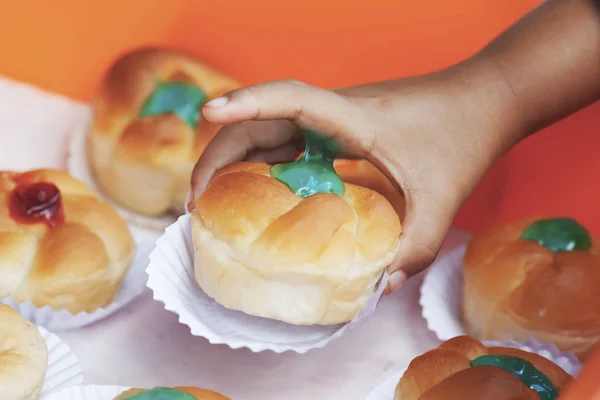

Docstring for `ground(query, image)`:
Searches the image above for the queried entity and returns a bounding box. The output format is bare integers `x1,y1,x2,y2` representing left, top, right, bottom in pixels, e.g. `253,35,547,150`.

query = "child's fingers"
385,194,455,292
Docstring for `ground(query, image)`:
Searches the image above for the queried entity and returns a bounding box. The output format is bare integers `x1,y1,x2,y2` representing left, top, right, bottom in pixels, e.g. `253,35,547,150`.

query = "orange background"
0,0,598,233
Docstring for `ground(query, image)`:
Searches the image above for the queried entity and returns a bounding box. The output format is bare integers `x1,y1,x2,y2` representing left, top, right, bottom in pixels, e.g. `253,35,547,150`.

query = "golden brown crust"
334,159,405,219
417,367,538,400
0,304,48,400
88,47,240,217
0,169,134,313
116,387,229,399
394,336,572,400
463,218,600,358
191,162,401,325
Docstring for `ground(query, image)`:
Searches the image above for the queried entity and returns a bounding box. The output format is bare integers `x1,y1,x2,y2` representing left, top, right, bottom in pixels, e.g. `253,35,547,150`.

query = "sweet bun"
334,159,405,218
115,387,229,400
191,162,401,325
394,336,571,400
0,169,134,313
88,47,239,217
463,217,600,358
0,304,48,400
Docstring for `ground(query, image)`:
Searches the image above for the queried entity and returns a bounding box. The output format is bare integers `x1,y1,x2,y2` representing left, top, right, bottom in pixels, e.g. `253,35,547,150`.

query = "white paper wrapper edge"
419,246,467,341
146,213,389,354
38,326,84,394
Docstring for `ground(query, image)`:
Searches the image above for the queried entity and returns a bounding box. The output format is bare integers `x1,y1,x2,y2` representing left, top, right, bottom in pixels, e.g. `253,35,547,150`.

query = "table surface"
0,77,470,400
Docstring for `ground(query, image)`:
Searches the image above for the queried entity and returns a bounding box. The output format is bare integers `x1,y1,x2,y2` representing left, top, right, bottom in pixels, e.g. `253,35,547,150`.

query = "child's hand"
189,0,600,292
189,65,520,292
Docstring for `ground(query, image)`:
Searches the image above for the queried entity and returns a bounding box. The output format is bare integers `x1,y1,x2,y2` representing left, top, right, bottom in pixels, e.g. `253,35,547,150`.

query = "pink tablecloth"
0,77,469,400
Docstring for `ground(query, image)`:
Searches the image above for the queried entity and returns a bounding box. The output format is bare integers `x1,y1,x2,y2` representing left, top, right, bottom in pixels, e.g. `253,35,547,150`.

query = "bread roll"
334,159,405,218
191,162,401,325
463,217,600,358
115,387,229,400
0,169,134,313
0,304,48,400
394,336,571,400
88,47,239,217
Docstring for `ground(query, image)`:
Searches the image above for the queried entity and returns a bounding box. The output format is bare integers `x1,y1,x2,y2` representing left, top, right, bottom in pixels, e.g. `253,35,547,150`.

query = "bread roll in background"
88,48,239,217
0,169,134,313
394,336,571,400
463,217,600,359
115,387,230,399
191,162,401,325
0,304,48,400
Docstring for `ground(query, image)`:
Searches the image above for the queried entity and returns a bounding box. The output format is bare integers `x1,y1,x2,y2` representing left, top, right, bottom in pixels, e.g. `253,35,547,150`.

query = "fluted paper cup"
146,214,389,354
2,235,154,331
419,246,467,341
39,326,84,394
41,385,131,400
66,109,174,234
366,338,582,400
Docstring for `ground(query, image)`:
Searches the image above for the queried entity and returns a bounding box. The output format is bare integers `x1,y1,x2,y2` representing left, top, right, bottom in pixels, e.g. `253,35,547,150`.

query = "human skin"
189,0,600,292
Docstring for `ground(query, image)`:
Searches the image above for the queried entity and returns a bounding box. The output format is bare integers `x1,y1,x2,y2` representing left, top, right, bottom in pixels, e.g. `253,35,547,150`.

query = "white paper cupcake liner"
365,337,582,400
41,385,131,400
146,214,389,354
39,326,84,394
419,246,467,341
2,237,154,331
66,108,175,234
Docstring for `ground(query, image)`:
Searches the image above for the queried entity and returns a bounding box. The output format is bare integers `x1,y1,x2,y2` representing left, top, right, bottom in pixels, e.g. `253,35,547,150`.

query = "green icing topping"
470,355,558,400
121,388,196,400
271,129,344,198
521,217,591,252
139,82,207,130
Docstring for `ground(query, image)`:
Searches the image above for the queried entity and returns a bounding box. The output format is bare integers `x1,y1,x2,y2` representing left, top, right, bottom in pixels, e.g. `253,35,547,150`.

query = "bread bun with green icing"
463,217,600,358
88,47,239,218
0,304,48,400
191,161,401,325
394,336,571,400
115,387,229,399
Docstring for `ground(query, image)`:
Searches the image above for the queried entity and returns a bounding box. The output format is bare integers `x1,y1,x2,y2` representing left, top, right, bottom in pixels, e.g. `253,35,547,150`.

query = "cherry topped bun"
395,336,571,400
463,217,600,358
115,387,229,399
0,169,134,313
0,304,48,400
191,159,401,326
88,47,239,218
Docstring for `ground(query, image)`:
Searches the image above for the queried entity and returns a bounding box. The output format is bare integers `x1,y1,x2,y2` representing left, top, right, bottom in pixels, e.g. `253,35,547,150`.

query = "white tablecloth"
0,77,469,400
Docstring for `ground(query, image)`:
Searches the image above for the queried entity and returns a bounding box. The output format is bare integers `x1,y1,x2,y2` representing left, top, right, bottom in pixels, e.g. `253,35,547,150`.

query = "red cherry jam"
9,182,65,227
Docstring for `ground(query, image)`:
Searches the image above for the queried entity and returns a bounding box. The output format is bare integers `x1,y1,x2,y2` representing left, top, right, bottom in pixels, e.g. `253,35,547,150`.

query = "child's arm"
474,0,600,140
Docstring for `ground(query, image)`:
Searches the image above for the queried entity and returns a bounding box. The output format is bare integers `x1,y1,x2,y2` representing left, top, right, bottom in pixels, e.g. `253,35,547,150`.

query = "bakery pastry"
334,159,405,218
394,336,571,400
191,158,401,325
0,169,134,313
88,47,239,218
0,304,48,400
116,387,229,399
463,217,600,358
